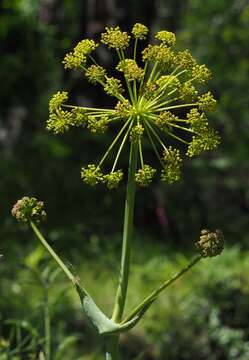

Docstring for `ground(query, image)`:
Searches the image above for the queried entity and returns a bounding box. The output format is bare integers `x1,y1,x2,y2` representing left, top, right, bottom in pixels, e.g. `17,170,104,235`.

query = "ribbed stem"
112,143,138,323
44,287,51,360
105,335,119,360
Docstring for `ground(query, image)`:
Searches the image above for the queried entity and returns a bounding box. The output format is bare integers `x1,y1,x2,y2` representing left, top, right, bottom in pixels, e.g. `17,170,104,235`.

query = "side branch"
122,255,201,324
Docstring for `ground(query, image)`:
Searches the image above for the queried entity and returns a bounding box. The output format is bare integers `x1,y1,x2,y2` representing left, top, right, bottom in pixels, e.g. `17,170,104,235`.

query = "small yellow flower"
155,30,176,47
101,26,130,50
132,23,149,40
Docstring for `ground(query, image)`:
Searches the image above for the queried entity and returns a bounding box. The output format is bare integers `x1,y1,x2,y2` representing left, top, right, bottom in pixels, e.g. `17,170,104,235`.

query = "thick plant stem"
44,287,51,360
112,143,138,323
105,335,119,360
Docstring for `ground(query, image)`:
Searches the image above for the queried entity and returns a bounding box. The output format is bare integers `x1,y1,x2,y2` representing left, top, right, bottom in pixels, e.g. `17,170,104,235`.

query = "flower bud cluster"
130,124,144,143
196,229,224,258
155,111,179,131
179,83,198,101
192,64,212,84
47,92,87,134
135,165,156,186
81,165,123,189
49,91,68,111
187,129,220,157
117,59,144,81
142,44,176,69
63,39,98,69
81,164,104,186
176,49,196,70
198,92,217,112
156,75,180,91
115,100,132,119
101,26,130,50
132,23,149,40
12,197,46,223
155,31,176,47
187,109,208,133
142,82,158,100
85,65,106,84
104,170,123,189
104,77,124,97
161,147,182,184
87,116,109,134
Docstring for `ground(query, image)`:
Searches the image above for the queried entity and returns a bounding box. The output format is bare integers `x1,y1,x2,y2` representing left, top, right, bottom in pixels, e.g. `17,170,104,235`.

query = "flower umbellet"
47,23,220,188
12,196,46,223
12,24,224,360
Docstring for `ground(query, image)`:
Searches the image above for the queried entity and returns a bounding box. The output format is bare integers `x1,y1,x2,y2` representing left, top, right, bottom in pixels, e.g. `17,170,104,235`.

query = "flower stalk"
112,142,138,323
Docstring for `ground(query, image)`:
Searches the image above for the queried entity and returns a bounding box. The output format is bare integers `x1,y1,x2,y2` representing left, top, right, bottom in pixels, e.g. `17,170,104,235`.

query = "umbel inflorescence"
47,24,220,188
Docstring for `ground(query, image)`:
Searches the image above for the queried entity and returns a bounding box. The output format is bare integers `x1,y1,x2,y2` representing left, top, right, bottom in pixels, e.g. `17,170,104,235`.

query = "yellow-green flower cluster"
117,59,144,81
142,82,158,99
47,24,220,188
187,129,220,157
196,229,224,258
49,91,68,111
63,39,98,69
101,26,130,50
198,92,217,112
47,92,87,134
176,49,196,70
104,77,124,97
115,100,132,119
142,44,176,68
132,23,149,40
85,65,106,84
135,165,156,186
130,124,144,143
12,196,46,223
192,64,212,83
81,165,123,189
155,111,178,131
81,165,104,186
187,108,208,133
104,170,123,189
47,110,74,134
155,31,176,47
87,116,109,134
161,147,182,184
156,75,180,91
179,82,198,101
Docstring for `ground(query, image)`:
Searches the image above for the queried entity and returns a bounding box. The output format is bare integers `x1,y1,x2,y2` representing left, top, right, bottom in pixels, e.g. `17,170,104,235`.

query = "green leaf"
75,283,119,335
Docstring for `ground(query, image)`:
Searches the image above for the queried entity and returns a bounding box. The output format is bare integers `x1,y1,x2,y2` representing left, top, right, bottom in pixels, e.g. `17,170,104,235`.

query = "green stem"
155,103,196,112
105,335,119,360
122,256,201,324
30,222,75,283
98,118,132,168
111,122,133,172
63,104,115,113
144,122,164,166
44,287,51,360
112,142,138,323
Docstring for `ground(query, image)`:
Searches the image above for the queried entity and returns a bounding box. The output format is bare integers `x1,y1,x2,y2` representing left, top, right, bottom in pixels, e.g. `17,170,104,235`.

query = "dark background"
1,1,249,359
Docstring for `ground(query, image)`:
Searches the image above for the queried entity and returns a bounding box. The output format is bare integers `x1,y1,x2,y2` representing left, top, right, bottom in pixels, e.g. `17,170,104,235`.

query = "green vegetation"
1,243,249,359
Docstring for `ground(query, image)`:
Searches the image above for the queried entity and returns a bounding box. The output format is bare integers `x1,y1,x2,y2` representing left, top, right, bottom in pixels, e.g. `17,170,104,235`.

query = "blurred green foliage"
1,243,249,359
1,0,249,250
